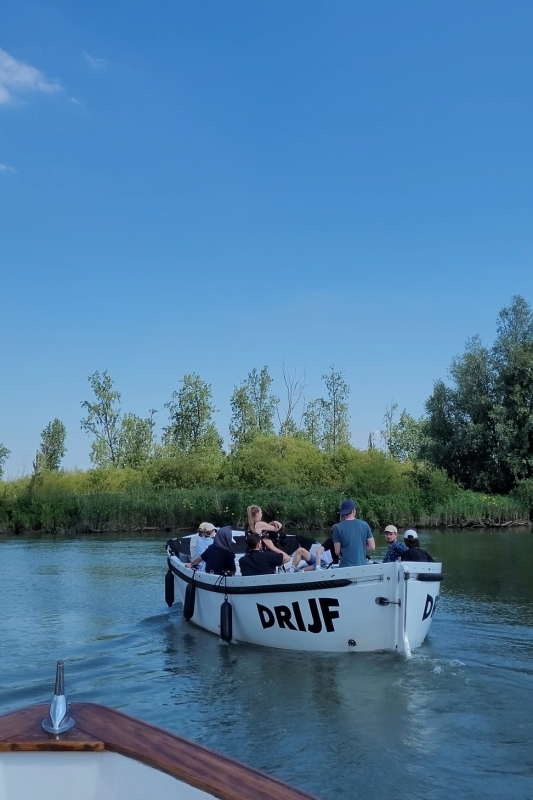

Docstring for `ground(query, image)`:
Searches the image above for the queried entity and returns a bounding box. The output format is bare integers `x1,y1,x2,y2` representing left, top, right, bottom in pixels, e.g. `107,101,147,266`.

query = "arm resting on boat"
262,537,290,564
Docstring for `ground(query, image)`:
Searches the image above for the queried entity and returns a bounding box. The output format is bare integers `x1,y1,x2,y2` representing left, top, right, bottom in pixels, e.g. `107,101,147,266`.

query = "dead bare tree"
277,363,308,436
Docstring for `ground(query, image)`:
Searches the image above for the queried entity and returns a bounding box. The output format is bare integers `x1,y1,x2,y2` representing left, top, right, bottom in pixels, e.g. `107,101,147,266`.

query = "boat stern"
400,563,443,652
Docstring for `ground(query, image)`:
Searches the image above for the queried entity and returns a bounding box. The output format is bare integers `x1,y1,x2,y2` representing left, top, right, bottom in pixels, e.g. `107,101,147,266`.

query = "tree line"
77,364,351,469
2,296,533,503
0,365,351,477
377,295,533,499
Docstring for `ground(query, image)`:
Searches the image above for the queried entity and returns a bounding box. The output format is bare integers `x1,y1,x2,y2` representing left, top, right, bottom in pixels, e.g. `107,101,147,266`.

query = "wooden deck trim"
0,704,103,752
0,703,319,800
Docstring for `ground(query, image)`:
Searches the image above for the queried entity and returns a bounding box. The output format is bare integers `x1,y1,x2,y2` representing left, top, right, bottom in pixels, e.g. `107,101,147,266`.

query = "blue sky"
1,0,532,475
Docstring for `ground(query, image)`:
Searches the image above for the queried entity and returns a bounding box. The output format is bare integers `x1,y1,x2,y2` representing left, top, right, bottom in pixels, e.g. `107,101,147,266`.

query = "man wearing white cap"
190,522,217,564
382,525,407,563
400,530,435,562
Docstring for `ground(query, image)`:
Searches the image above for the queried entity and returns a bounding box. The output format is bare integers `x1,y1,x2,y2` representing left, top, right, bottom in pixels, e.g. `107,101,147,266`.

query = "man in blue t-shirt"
332,499,375,567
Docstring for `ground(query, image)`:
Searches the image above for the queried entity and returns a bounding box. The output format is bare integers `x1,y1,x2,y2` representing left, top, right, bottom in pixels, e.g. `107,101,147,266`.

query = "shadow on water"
1,529,533,800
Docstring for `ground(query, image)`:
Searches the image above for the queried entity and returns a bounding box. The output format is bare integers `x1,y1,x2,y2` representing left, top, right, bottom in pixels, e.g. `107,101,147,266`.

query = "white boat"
0,661,318,800
165,533,442,656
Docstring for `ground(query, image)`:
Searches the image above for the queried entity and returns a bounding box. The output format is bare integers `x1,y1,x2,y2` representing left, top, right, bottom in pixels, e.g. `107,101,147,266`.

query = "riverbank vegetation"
0,440,528,534
2,297,533,534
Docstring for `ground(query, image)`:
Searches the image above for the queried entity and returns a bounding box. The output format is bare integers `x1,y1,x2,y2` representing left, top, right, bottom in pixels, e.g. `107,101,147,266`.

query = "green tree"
224,434,327,489
322,366,350,453
80,371,122,467
0,443,10,479
118,411,156,468
229,386,255,449
425,296,533,493
493,294,533,364
229,367,278,449
146,452,223,489
327,445,411,496
381,404,427,462
35,419,67,472
491,345,533,490
425,336,497,490
486,296,533,490
300,398,326,447
163,374,222,454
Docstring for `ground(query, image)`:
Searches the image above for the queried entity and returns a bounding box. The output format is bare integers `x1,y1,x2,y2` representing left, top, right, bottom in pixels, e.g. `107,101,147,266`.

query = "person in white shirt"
190,522,217,570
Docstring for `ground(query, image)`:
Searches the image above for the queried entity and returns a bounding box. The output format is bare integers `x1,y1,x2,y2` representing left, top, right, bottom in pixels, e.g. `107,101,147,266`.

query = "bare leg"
292,547,311,569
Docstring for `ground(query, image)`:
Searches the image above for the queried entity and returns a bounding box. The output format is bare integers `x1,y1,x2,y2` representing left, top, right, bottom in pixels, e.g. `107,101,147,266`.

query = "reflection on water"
1,529,532,800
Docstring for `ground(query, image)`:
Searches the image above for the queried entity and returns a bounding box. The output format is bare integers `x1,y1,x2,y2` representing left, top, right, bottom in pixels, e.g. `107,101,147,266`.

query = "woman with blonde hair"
246,505,283,536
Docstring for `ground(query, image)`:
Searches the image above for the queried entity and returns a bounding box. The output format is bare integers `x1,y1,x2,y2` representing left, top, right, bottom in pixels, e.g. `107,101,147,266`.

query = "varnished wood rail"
0,703,320,800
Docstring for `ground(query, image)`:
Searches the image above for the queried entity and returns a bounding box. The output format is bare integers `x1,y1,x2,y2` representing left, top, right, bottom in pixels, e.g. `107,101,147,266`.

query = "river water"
1,529,532,799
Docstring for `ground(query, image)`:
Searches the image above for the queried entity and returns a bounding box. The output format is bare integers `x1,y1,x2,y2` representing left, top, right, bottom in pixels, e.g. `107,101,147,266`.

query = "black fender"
183,580,196,620
165,570,175,607
220,599,233,642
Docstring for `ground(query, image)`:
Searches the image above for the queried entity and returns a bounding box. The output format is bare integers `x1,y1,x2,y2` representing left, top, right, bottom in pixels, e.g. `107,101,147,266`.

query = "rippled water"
1,529,532,799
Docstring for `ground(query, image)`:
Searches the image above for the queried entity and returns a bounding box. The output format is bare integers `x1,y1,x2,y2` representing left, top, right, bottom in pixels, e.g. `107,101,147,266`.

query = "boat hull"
169,558,442,654
0,751,216,800
0,702,318,800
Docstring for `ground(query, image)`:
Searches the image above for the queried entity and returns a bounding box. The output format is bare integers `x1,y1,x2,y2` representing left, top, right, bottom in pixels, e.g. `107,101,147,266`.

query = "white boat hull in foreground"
0,751,216,800
168,556,442,656
0,696,318,800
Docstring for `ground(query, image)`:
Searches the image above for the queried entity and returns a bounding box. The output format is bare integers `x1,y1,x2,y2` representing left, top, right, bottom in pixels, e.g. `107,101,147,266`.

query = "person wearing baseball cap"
190,522,217,565
332,499,375,567
382,524,408,563
400,529,435,563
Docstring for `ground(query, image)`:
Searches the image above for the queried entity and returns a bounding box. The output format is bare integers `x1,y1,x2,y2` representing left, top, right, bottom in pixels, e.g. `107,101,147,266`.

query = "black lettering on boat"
319,597,340,632
292,601,306,631
422,593,434,621
431,595,439,618
307,598,323,634
257,598,341,633
257,603,276,629
274,605,297,630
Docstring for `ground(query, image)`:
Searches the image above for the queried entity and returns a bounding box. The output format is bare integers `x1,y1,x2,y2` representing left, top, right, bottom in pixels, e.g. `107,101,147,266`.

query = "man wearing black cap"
332,499,375,567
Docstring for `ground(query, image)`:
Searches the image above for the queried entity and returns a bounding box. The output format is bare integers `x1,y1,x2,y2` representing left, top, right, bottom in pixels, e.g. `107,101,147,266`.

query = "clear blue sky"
1,0,532,475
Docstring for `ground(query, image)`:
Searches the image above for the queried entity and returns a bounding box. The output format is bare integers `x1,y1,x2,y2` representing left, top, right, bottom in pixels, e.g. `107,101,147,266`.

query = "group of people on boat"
381,524,435,563
184,499,434,576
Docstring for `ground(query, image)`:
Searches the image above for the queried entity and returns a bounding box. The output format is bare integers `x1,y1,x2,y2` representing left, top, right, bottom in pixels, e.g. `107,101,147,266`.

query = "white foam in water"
411,653,467,671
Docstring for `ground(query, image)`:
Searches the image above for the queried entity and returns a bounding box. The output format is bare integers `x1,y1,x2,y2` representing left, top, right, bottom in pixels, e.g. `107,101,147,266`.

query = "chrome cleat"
41,660,75,735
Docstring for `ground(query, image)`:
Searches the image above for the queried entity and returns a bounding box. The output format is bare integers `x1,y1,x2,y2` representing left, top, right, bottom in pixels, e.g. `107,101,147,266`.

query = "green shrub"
144,454,223,489
223,436,328,488
0,441,529,534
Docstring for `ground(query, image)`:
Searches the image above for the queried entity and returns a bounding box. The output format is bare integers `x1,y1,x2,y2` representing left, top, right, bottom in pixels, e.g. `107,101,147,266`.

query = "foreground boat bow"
0,663,319,800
